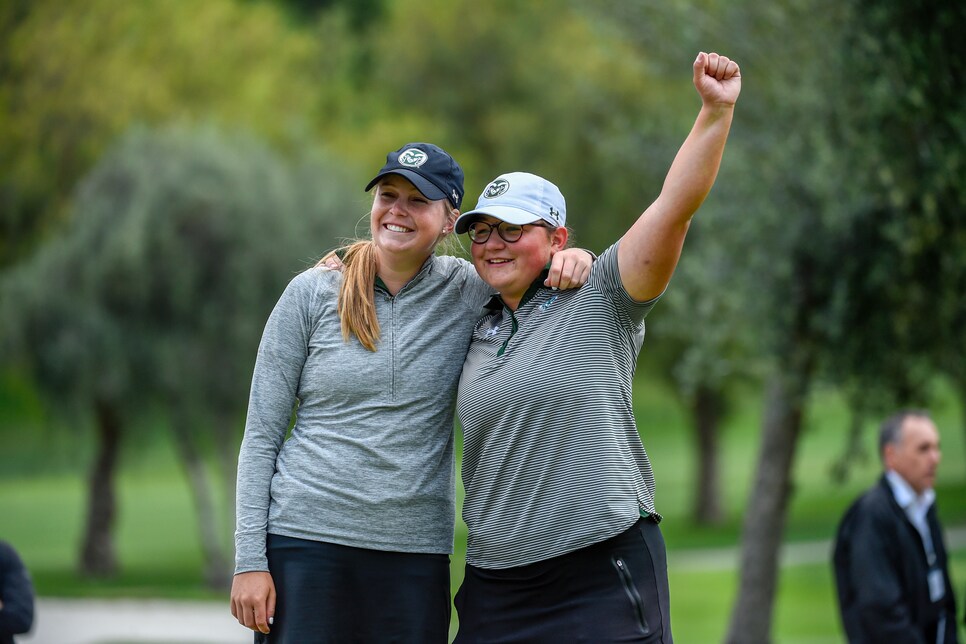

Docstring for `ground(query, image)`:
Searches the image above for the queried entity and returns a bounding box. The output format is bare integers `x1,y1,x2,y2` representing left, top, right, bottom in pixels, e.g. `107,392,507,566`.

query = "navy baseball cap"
365,142,465,209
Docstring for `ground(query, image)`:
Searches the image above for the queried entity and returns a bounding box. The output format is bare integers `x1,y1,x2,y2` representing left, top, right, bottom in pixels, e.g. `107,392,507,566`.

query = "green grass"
2,370,966,642
1,472,220,600
665,549,966,643
5,476,958,642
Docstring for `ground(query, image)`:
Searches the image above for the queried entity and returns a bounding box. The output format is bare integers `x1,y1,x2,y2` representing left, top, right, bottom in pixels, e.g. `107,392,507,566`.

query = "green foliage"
592,0,965,449
265,0,385,30
1,239,125,410
572,0,852,389
821,0,966,415
1,121,361,581
347,0,685,251
2,122,359,425
0,0,329,266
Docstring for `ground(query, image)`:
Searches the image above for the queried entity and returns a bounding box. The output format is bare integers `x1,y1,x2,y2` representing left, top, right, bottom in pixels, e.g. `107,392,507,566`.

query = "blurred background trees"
1,0,964,639
0,0,334,266
2,124,358,585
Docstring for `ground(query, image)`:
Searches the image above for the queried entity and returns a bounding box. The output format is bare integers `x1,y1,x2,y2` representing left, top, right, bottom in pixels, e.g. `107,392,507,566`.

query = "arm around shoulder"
545,247,594,290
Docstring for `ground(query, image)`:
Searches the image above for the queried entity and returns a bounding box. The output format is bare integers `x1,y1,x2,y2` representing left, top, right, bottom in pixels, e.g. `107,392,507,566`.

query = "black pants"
258,533,450,644
454,518,672,643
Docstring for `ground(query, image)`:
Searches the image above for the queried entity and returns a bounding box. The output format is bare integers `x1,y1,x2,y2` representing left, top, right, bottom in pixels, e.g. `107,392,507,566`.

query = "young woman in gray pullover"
228,142,591,643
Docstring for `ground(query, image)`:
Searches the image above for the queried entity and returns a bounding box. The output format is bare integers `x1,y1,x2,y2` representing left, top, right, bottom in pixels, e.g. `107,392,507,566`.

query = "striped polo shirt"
456,242,660,570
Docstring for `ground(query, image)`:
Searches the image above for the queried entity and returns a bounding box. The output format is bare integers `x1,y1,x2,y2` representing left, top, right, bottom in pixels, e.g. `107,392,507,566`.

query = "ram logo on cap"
398,148,429,167
483,179,510,199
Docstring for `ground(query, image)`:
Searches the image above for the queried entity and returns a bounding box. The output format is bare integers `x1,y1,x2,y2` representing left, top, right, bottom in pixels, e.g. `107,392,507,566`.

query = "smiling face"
469,215,568,309
371,175,454,269
884,415,942,495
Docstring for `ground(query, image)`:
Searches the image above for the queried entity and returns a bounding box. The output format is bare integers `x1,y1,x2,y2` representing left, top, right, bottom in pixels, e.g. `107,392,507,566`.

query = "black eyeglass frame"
466,220,553,244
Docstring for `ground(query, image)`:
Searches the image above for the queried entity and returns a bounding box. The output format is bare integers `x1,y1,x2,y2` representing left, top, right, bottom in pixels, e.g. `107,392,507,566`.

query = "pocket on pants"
612,555,650,635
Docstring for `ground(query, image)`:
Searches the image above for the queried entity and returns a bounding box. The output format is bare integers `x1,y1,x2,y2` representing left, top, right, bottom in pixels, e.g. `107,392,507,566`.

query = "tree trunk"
79,398,121,578
692,384,724,526
829,403,868,484
956,375,966,469
724,371,809,644
169,417,231,591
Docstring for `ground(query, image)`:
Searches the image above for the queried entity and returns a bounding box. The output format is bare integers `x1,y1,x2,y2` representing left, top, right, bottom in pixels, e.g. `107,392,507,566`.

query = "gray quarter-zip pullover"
234,255,492,573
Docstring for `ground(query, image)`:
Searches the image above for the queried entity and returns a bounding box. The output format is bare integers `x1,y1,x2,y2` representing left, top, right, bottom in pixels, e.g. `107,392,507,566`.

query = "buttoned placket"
492,271,552,357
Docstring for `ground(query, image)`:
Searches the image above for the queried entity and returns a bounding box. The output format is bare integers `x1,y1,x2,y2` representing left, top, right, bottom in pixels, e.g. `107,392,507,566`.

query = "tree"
647,228,763,525
726,0,966,640
0,0,331,267
824,0,966,463
1,243,130,576
1,124,358,584
717,2,853,639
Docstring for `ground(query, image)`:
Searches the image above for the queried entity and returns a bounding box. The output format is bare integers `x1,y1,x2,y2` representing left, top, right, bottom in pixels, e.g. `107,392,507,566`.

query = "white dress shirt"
885,469,937,564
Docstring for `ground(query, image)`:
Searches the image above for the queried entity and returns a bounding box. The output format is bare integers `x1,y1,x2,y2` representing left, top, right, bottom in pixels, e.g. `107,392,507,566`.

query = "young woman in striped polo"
451,52,742,643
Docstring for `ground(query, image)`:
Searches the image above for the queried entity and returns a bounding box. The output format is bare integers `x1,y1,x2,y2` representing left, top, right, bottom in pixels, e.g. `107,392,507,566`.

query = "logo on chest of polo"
483,313,502,338
539,295,559,311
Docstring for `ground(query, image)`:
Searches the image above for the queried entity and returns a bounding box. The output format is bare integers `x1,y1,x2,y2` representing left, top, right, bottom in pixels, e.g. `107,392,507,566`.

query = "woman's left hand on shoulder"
546,248,593,290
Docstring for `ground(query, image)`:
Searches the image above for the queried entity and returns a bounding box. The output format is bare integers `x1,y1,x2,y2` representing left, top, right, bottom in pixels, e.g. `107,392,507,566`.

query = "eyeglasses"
467,221,552,244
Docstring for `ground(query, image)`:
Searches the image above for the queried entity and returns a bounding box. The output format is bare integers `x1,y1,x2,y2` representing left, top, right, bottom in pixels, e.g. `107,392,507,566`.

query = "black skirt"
454,517,672,643
258,533,451,644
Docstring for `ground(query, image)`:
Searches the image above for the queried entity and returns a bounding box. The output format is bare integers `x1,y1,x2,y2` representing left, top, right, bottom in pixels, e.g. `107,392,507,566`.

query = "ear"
549,226,569,251
442,208,459,235
882,443,896,469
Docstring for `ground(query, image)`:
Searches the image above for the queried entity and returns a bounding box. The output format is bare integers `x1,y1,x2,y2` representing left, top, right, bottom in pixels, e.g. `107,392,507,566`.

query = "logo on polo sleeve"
398,148,429,167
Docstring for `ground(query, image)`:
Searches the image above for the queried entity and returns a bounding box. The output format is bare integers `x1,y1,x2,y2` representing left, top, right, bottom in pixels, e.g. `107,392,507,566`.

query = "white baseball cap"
454,172,566,234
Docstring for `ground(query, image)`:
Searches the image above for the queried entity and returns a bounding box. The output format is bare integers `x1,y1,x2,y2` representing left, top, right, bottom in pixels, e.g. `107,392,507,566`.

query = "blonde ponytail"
316,240,380,352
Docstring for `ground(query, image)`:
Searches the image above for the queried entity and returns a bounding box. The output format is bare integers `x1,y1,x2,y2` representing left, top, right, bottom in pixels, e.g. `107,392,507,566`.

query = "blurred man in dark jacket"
833,410,959,644
0,540,34,644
